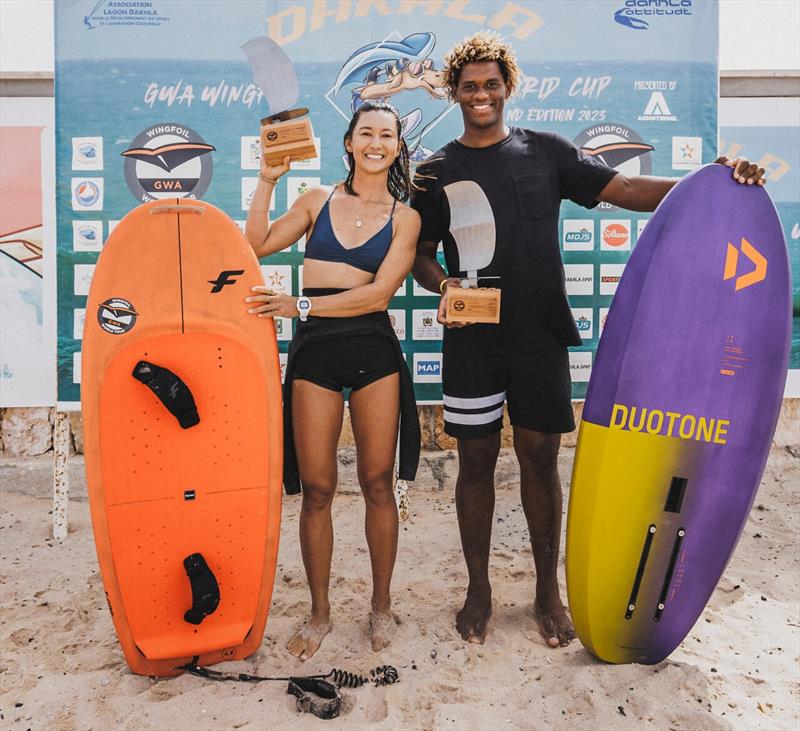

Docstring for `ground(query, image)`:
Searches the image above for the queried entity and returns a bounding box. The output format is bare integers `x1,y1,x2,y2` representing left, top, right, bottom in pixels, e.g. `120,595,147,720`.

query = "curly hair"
443,32,521,99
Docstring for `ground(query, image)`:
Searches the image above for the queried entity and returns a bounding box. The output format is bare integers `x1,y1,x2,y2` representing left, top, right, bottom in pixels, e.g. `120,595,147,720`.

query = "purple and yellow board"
566,164,791,665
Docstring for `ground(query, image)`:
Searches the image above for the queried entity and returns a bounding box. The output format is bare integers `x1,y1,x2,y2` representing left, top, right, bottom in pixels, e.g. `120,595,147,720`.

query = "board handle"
150,203,205,215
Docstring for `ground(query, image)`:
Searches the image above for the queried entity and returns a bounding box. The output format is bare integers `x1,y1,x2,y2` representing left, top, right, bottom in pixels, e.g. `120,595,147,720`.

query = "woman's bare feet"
369,609,398,652
286,615,332,661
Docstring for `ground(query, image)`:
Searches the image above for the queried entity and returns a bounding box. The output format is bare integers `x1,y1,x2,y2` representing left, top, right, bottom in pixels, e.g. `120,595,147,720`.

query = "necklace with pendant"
355,215,363,228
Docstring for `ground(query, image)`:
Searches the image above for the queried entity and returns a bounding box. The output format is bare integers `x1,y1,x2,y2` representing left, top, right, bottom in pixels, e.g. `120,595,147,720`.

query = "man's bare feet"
286,615,331,661
369,609,398,652
456,586,492,644
533,596,576,648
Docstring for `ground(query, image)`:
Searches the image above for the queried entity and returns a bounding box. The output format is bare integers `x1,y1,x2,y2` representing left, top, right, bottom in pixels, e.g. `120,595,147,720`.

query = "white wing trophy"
443,181,501,324
242,37,317,167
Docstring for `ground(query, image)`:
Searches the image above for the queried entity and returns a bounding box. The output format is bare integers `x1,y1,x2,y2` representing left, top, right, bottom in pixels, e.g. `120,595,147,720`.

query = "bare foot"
533,597,576,648
456,587,492,644
286,616,331,661
369,610,398,652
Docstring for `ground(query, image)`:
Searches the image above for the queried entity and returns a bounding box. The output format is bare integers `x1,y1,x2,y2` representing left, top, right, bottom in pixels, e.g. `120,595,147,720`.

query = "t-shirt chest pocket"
512,172,555,220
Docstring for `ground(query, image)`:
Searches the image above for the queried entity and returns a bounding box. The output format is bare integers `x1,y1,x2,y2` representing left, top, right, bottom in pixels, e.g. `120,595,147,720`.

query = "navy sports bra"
304,189,396,274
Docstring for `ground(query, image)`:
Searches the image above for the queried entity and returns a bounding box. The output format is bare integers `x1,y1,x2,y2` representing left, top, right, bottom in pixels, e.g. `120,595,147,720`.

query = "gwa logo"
614,0,692,30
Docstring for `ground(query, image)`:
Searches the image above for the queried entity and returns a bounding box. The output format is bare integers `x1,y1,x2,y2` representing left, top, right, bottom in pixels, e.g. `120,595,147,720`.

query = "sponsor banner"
72,221,103,252
601,219,632,251
562,219,594,251
564,264,594,296
413,352,442,384
54,0,718,403
388,308,406,340
72,136,104,170
599,263,625,296
412,309,443,340
569,350,592,383
572,307,594,341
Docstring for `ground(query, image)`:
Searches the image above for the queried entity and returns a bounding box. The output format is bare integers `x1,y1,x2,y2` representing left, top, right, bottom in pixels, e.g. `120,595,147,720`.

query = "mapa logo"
614,0,692,30
122,123,215,202
638,91,677,122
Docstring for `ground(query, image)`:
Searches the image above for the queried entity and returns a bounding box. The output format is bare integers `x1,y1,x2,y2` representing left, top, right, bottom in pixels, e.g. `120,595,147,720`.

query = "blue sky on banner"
56,0,717,63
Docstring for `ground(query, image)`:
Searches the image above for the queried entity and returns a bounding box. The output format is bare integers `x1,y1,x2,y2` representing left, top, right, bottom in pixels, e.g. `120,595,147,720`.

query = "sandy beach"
1,437,798,731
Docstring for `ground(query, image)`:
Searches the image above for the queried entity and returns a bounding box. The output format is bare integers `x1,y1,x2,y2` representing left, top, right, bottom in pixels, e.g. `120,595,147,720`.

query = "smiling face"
454,61,510,133
345,109,401,174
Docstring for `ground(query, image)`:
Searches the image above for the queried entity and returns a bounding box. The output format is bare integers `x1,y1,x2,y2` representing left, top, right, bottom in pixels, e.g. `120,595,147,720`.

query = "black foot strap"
183,553,220,625
132,360,200,429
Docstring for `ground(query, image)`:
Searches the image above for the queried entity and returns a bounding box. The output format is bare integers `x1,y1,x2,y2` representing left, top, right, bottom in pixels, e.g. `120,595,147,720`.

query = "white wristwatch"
296,296,312,321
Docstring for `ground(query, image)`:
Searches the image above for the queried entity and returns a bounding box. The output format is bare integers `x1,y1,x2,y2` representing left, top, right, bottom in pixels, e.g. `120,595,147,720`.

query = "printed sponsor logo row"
562,218,649,252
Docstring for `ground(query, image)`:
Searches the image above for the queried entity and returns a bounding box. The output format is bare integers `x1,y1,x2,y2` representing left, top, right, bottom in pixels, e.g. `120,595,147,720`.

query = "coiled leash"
176,659,399,720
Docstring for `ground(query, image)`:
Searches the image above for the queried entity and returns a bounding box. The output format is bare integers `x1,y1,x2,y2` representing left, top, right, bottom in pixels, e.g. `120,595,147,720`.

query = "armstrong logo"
638,91,677,122
97,297,138,335
208,269,245,293
574,124,653,210
122,123,215,202
614,0,692,30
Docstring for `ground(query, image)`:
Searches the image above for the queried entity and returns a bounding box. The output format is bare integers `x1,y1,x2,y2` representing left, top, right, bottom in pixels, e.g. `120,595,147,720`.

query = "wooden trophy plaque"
445,284,501,324
260,109,317,167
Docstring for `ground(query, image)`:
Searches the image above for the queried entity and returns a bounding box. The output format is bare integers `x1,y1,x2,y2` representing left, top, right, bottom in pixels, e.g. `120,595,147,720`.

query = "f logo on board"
723,238,766,291
208,270,245,293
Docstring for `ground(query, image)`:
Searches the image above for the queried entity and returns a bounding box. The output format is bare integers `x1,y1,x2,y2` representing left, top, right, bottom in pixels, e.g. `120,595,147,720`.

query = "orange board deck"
81,199,282,676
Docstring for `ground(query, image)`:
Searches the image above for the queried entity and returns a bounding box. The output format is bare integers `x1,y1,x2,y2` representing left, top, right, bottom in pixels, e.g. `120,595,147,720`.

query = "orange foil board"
81,199,283,676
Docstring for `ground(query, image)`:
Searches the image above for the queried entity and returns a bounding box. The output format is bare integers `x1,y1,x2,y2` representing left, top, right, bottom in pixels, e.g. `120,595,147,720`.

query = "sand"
1,442,798,731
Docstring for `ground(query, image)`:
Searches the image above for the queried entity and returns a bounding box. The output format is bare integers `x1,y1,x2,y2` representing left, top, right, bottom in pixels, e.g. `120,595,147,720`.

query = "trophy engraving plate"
446,285,501,324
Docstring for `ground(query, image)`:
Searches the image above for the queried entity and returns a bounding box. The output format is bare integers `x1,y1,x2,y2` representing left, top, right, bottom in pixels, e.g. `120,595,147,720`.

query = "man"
410,32,765,648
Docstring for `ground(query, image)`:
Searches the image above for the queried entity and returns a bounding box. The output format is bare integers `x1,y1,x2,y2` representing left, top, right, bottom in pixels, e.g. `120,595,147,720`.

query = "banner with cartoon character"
55,0,719,405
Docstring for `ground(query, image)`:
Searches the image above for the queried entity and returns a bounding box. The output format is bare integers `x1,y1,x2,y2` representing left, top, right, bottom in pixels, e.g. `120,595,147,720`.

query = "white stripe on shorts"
442,391,506,410
444,404,505,426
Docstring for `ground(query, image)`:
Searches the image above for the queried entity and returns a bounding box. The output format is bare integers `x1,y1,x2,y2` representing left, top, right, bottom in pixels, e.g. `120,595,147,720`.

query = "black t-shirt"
411,127,617,353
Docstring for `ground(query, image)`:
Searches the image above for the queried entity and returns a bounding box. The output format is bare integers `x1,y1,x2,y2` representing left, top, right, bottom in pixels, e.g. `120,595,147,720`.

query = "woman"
244,101,421,660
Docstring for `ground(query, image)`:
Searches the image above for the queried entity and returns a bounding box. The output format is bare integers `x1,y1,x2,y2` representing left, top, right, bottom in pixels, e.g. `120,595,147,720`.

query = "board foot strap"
132,361,200,429
183,553,220,624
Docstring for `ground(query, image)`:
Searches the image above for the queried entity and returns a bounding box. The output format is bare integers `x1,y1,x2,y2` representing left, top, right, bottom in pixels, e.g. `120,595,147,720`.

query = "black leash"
176,659,399,720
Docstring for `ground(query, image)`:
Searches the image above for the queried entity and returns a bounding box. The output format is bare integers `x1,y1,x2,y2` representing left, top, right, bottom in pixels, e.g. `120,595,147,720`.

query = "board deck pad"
82,199,283,675
566,165,791,664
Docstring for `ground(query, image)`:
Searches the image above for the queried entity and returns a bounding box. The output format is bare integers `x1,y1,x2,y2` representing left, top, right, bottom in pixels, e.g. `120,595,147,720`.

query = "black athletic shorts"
442,346,574,438
292,333,399,393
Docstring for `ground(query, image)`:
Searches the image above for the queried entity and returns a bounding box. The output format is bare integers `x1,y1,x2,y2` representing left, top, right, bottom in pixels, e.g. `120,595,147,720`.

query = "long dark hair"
342,100,412,202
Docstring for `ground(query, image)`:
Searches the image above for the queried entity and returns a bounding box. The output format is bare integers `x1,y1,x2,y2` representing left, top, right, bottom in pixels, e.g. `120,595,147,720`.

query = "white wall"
2,0,799,74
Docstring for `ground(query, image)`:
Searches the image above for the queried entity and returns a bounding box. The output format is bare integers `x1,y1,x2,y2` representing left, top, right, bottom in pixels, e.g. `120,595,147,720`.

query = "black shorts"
442,346,574,438
292,333,399,393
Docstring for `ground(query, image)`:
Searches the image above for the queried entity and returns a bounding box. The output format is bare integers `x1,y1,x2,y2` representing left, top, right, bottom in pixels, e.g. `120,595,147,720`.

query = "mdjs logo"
614,0,692,30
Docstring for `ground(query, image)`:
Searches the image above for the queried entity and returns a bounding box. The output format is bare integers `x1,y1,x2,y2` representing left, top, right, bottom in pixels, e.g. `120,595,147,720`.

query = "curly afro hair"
443,32,521,100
